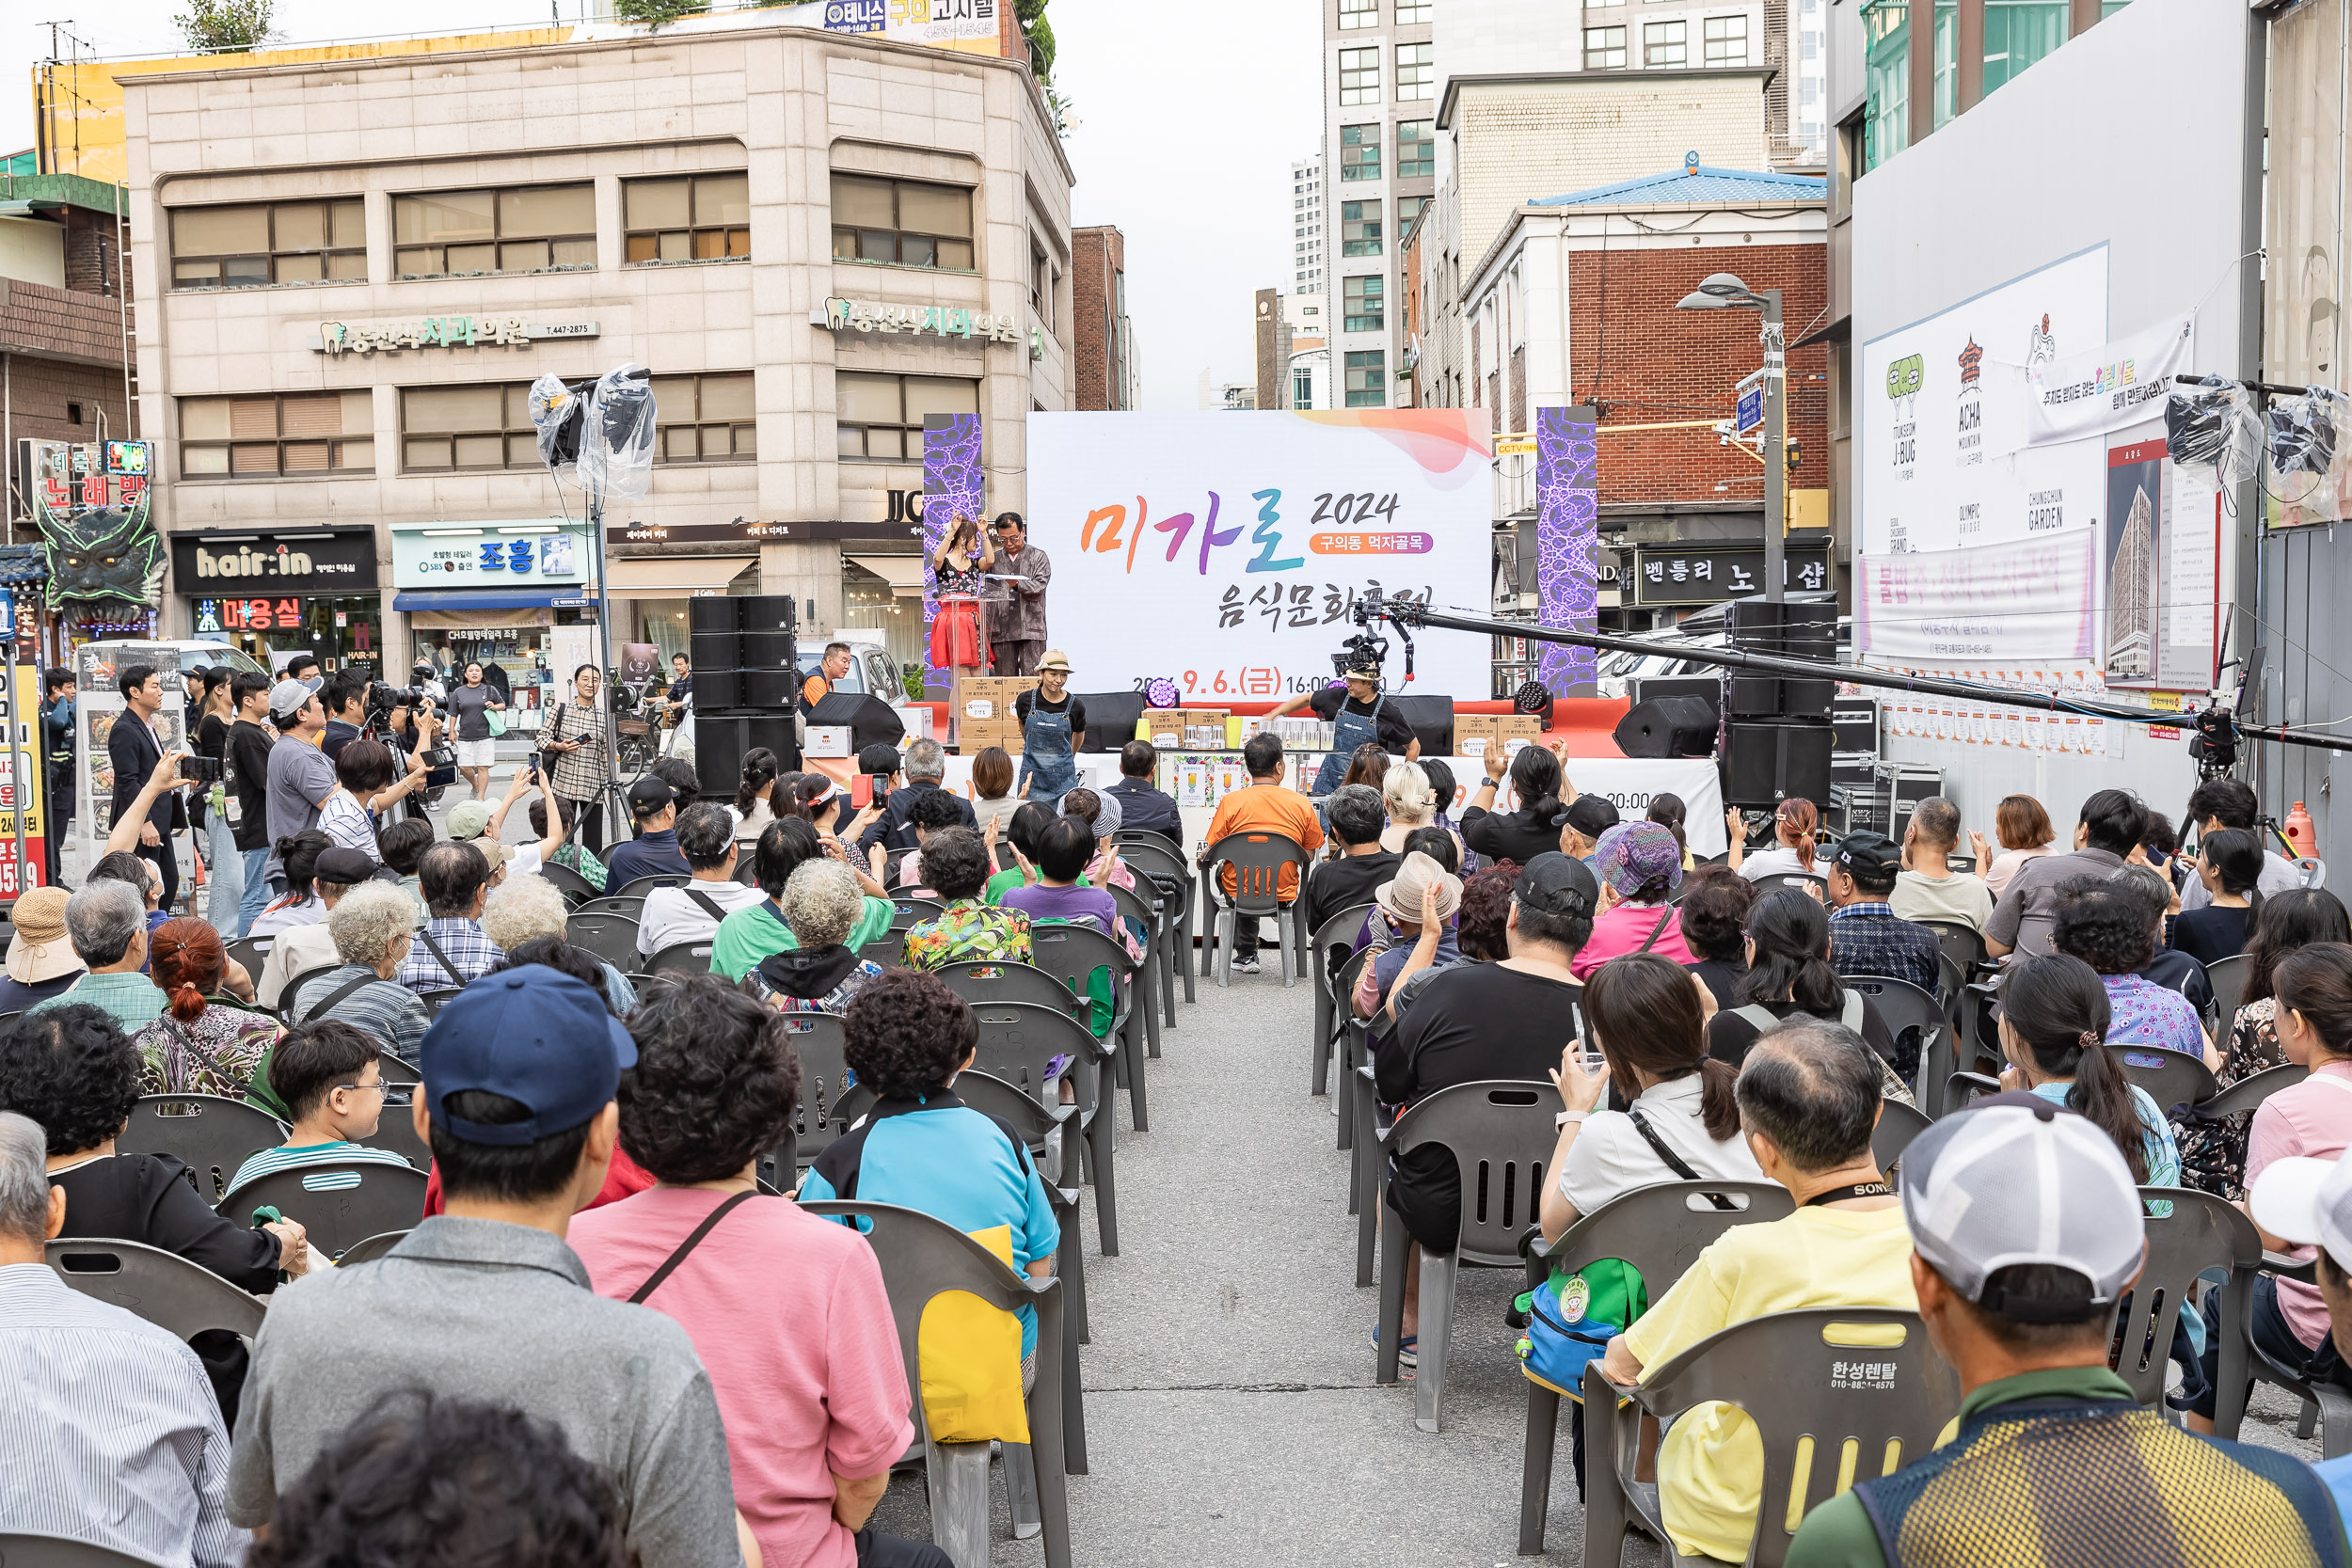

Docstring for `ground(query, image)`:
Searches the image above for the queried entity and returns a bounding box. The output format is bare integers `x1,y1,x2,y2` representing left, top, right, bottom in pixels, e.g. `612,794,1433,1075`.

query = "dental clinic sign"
311,318,600,356
816,297,1041,356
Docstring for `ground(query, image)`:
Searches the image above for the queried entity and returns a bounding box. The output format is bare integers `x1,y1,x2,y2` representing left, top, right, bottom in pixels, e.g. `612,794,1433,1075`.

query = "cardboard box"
893,705,934,742
804,725,852,759
1454,714,1500,756
1497,715,1543,743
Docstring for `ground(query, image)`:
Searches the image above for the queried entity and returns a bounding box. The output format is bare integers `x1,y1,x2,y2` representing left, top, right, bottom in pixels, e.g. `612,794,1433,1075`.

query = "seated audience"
1889,797,1994,933
887,786,974,895
1538,951,1762,1246
225,1020,413,1199
1824,831,1941,995
1301,785,1398,934
529,795,608,892
2171,826,2263,966
249,830,337,939
732,746,783,845
1461,744,1566,866
1197,732,1325,974
2051,879,2215,1065
1003,816,1144,961
2179,776,2306,911
1971,791,2058,899
1377,853,1593,1354
1573,821,1694,978
90,849,169,939
603,777,691,890
1554,794,1619,863
28,881,165,1031
0,1109,250,1567
319,739,421,864
710,817,895,981
246,1394,628,1568
1645,791,1692,870
1379,761,1439,854
258,846,376,1009
134,917,283,1100
1341,743,1390,796
1996,953,2181,1189
473,766,577,881
648,756,704,815
1454,860,1519,962
1707,886,1908,1086
566,974,941,1568
1060,783,1123,844
859,738,979,856
1677,865,1756,1012
636,803,765,957
970,744,1024,835
1423,760,1475,875
903,828,1034,969
2246,1150,2352,1527
375,816,435,905
1789,1093,2340,1568
1105,739,1181,839
1729,797,1824,880
393,842,504,990
1985,787,2148,960
1058,789,1136,895
480,876,640,1019
1596,1019,1914,1564
803,969,1058,1367
227,966,751,1567
982,802,1056,903
2180,888,2352,1199
286,884,432,1061
750,862,890,1013
1399,823,1460,876
1352,851,1466,1032
2111,863,2216,1020
0,885,82,1013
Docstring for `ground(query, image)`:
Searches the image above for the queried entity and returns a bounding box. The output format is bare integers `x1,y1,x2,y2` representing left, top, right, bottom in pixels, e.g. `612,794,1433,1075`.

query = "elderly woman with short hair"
479,874,639,1018
283,883,432,1061
749,861,887,1013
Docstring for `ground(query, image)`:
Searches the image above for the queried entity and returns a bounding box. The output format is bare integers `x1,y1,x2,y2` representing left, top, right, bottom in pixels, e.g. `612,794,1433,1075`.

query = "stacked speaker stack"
1718,600,1837,806
691,594,801,788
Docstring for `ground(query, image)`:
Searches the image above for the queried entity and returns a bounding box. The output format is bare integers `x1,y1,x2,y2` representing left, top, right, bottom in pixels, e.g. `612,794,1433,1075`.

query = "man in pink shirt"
1571,820,1695,980
569,975,946,1568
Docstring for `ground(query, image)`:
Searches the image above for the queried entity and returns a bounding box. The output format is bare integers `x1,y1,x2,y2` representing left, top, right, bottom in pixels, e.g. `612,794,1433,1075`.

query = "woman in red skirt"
930,512,993,741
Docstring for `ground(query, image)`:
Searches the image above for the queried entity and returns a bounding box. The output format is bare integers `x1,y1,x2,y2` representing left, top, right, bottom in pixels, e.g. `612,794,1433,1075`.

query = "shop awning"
600,557,758,598
393,588,590,611
847,555,927,595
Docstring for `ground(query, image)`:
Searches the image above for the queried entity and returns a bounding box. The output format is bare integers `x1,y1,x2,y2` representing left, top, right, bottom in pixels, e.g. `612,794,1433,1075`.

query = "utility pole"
1758,287,1785,603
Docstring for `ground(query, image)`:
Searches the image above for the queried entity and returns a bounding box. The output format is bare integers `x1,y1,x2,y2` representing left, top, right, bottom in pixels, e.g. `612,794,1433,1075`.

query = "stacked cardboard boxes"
1450,713,1543,758
955,675,1039,752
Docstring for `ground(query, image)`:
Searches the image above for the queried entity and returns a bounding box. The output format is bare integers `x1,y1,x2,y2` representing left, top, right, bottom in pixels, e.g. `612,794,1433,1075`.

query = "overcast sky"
2,1,1315,408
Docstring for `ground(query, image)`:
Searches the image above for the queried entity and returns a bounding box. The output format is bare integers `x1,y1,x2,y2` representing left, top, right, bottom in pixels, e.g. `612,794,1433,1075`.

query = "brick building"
1,173,135,519
1071,225,1137,410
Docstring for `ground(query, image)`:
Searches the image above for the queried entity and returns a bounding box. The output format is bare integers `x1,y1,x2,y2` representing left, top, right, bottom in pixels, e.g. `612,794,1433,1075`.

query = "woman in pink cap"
1572,820,1696,979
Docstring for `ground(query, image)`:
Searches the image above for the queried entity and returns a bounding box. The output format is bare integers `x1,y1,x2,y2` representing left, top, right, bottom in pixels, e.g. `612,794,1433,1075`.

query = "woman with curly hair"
568,974,934,1568
1454,860,1519,962
801,969,1057,1368
749,861,888,1013
2052,879,2217,1068
133,917,284,1101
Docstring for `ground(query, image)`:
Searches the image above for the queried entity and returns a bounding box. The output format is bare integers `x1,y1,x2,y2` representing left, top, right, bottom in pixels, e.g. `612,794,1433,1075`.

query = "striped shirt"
0,1263,248,1567
288,964,431,1061
225,1139,417,1200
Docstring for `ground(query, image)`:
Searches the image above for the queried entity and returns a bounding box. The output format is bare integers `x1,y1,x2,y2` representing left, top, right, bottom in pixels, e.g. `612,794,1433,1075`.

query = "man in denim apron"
1016,651,1087,805
1268,657,1419,800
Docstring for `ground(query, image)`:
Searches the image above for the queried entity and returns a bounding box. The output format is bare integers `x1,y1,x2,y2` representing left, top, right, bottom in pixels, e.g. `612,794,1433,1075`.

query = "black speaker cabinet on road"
1613,695,1720,759
1072,691,1150,753
697,713,799,793
807,691,907,754
1721,721,1836,807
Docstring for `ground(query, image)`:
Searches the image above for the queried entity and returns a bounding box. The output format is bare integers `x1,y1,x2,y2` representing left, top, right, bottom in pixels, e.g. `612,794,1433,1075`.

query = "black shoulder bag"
628,1191,758,1304
304,971,384,1024
1628,1106,1738,1211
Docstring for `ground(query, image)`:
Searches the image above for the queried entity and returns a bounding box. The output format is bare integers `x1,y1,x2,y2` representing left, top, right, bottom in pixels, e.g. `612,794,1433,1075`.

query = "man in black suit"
107,663,185,914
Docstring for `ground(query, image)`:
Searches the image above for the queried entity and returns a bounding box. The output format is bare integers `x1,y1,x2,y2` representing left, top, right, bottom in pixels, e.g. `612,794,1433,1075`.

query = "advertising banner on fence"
2023,312,2194,451
1026,411,1493,702
1856,531,2099,661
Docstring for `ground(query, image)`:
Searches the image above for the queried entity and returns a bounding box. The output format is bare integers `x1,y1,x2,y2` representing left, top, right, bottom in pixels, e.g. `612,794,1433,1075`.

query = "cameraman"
320,671,368,763
1266,651,1420,798
374,687,440,822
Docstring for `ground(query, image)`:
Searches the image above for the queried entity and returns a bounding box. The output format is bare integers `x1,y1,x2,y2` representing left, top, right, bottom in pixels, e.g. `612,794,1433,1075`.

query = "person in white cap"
1787,1091,2346,1567
2249,1148,2352,1524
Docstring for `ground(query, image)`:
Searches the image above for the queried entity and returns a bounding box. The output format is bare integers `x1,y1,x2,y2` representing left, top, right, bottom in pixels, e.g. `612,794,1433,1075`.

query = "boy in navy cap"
226,967,751,1568
603,775,690,890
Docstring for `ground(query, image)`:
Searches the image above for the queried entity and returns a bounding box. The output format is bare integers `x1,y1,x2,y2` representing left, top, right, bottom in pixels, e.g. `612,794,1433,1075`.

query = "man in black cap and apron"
1267,657,1421,799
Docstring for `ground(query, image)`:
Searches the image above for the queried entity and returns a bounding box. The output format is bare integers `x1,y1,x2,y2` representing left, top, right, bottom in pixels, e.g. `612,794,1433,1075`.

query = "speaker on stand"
691,594,803,775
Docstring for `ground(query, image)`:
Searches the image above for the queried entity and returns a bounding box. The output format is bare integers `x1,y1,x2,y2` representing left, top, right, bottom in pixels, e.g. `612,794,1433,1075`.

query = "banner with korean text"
1027,411,1493,701
1855,531,2099,661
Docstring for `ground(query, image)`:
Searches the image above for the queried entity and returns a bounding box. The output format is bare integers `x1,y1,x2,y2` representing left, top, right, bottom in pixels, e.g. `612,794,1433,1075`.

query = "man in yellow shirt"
1197,731,1324,974
1596,1018,1918,1563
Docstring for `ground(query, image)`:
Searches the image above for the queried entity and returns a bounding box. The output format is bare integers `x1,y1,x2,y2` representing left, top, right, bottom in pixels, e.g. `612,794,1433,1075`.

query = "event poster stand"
72,642,186,877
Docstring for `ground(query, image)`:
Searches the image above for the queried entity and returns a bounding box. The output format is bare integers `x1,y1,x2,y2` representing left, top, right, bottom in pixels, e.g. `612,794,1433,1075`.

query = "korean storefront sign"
817,297,1040,356
312,317,599,356
1629,541,1834,607
389,519,596,588
171,527,380,594
194,596,306,635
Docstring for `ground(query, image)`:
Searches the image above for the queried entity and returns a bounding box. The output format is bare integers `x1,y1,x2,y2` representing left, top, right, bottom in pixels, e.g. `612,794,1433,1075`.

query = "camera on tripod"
366,681,424,723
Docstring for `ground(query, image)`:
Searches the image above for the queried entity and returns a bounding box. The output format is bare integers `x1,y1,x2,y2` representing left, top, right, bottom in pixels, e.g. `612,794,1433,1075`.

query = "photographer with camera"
544,663,613,856
319,672,369,763
370,682,445,822
1264,640,1421,799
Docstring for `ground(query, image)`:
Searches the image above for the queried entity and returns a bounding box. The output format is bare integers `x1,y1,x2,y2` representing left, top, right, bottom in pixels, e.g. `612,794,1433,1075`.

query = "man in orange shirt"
799,641,852,714
1198,731,1324,974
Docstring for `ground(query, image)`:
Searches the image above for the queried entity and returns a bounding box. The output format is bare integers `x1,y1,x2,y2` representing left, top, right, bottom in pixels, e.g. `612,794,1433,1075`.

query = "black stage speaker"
1386,693,1456,758
740,631,798,670
808,690,906,753
737,594,797,635
1725,599,1837,717
1831,700,1880,753
689,597,736,637
740,669,800,709
1613,695,1720,759
697,712,798,793
695,667,746,709
1072,690,1149,753
1721,721,1836,807
1629,673,1723,709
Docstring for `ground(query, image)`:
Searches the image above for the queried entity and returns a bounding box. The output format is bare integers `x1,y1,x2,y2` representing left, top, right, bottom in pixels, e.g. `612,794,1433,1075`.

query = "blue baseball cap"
419,966,636,1146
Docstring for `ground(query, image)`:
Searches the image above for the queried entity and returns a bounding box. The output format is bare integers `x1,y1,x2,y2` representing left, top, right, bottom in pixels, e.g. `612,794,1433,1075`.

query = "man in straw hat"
1266,653,1421,799
0,887,83,1014
1014,651,1086,805
1353,849,1465,1033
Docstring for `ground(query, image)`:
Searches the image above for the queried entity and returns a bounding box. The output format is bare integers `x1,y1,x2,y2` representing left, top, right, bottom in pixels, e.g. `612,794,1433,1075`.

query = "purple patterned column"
922,413,983,690
1535,404,1599,697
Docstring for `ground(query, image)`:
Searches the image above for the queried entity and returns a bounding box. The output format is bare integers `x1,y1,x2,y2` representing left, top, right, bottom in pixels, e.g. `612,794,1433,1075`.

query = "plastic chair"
1105,881,1168,1055
644,940,715,976
1583,1308,1958,1568
2206,953,2249,1033
415,987,462,1019
931,960,1089,1024
970,1000,1121,1256
763,1013,854,1180
1116,827,1184,859
338,1228,411,1265
1198,831,1311,988
613,874,689,899
1917,918,1987,977
44,1236,267,1340
538,860,600,906
1309,901,1376,1098
881,846,918,889
1871,1097,1931,1177
1114,837,1197,1006
2111,1188,2261,1435
564,912,643,974
1753,871,1829,897
1025,923,1150,1134
278,965,343,1023
1518,1179,1796,1556
572,895,647,920
2249,1251,2352,1458
889,895,948,931
218,1161,429,1259
799,1200,1074,1568
732,858,760,888
0,1533,162,1566
1931,949,1968,1013
223,933,275,983
353,1079,432,1170
1839,975,1944,1091
2114,1045,2221,1117
118,1093,288,1207
1374,1079,1560,1432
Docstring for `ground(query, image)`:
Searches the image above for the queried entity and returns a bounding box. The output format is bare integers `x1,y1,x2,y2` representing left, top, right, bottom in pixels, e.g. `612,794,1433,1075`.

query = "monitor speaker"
1613,695,1719,759
1385,693,1456,757
808,690,907,753
696,712,799,792
1072,690,1149,753
1721,721,1836,807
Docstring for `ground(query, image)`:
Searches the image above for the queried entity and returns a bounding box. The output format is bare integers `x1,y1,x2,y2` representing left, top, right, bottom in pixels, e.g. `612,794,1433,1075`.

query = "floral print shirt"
135,1003,284,1101
2177,996,2290,1200
900,899,1033,970
2101,972,2206,1056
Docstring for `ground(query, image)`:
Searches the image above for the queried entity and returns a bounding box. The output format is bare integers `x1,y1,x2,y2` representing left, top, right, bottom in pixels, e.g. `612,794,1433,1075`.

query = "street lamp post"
1677,273,1786,604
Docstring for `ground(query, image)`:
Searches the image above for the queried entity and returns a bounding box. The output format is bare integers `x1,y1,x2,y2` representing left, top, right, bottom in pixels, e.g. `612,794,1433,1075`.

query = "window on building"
1703,14,1747,63
1345,350,1386,408
1396,42,1434,100
1932,0,1956,126
1397,119,1434,179
1030,247,1056,326
400,384,540,471
1343,274,1385,333
1643,20,1687,66
1398,195,1429,237
1862,1,1909,170
648,373,755,462
835,372,980,463
830,175,976,271
1295,369,1314,408
624,173,750,263
170,200,366,290
1340,46,1380,104
1394,0,1430,19
1583,24,1628,66
1342,201,1383,256
180,392,373,477
1339,0,1376,27
1342,123,1382,182
392,185,595,277
1983,0,2067,95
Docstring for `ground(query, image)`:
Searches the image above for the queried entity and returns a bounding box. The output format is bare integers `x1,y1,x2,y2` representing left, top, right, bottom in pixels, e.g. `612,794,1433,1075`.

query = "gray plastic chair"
930,961,1089,1025
644,940,715,977
1931,948,1968,1013
1871,1097,1931,1176
1199,832,1311,987
353,1081,431,1170
538,860,600,906
1583,1307,1958,1568
2205,953,2249,1034
1112,837,1196,1006
1025,923,1149,1134
118,1094,289,1207
572,895,647,920
2201,1061,2310,1115
336,1228,411,1265
2250,1251,2352,1458
889,895,947,930
414,987,462,1020
1310,901,1376,1098
222,933,275,983
970,1001,1121,1259
799,1200,1074,1568
1104,881,1168,1055
219,1161,428,1259
613,874,689,899
1917,918,1987,977
45,1236,267,1340
1839,974,1945,1092
0,1531,171,1566
732,858,760,888
2113,1044,2221,1117
1754,871,1829,897
1518,1179,1796,1556
769,1013,854,1177
2113,1188,2261,1434
564,911,644,974
1375,1079,1560,1433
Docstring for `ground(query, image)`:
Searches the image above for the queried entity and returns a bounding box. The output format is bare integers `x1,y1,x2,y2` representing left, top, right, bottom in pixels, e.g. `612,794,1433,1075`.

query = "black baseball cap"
1834,830,1902,880
1552,795,1621,838
626,776,675,817
1514,851,1598,918
313,847,377,886
858,743,902,776
420,966,636,1146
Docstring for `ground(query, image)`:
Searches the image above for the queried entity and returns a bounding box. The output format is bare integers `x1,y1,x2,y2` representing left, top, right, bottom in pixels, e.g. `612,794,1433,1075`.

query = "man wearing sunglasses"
221,1018,413,1202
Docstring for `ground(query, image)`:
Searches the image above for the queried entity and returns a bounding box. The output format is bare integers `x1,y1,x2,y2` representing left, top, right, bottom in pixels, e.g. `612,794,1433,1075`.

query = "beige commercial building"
121,19,1073,684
